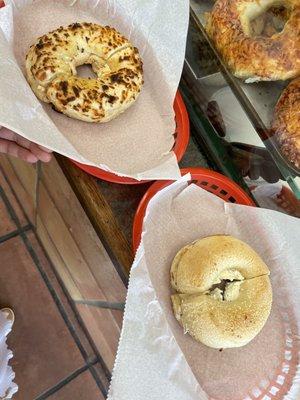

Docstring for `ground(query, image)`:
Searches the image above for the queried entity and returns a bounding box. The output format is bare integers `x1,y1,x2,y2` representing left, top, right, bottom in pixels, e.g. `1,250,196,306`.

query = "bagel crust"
171,235,269,294
272,78,300,169
170,235,272,349
25,22,143,122
172,276,272,349
206,0,300,81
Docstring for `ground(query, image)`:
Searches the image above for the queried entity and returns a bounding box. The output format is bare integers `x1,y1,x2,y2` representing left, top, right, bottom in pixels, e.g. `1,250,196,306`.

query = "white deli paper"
108,176,300,400
0,0,189,180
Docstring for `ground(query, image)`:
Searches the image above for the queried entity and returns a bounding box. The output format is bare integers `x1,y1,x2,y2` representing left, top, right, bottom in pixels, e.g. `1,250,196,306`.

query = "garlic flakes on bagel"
26,22,143,123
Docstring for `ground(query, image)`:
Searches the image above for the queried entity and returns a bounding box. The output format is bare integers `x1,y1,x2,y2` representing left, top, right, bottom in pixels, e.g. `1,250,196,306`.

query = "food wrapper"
0,0,189,180
108,176,300,400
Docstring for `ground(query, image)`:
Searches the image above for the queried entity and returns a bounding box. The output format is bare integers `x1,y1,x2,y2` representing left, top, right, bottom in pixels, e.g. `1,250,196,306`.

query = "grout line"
40,178,127,305
40,182,110,302
2,184,109,395
35,161,42,228
0,178,113,383
21,234,91,359
0,186,28,229
0,224,32,244
0,229,20,244
57,157,129,288
0,164,31,225
34,365,90,400
74,299,125,311
0,185,112,384
0,187,94,363
89,364,108,398
33,228,112,382
35,358,107,399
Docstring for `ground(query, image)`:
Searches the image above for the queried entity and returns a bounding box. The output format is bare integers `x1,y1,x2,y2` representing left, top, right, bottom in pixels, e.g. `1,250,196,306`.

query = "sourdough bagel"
272,78,300,169
25,22,143,123
171,235,272,349
206,0,300,81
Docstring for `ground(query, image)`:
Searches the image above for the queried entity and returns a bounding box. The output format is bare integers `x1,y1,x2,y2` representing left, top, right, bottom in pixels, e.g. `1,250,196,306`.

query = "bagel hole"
208,279,242,301
250,5,290,37
76,64,97,79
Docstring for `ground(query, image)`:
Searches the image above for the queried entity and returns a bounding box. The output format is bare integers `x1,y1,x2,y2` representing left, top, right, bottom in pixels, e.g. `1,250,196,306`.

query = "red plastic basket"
70,90,190,184
0,0,189,184
132,167,255,251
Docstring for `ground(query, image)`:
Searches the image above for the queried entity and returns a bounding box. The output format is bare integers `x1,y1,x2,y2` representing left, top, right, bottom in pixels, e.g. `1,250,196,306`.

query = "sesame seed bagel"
272,78,300,169
206,0,300,82
170,235,272,349
25,22,143,123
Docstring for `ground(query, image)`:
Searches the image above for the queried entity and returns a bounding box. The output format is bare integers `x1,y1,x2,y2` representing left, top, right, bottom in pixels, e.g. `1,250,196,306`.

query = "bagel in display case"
206,0,299,82
272,77,300,170
182,0,300,210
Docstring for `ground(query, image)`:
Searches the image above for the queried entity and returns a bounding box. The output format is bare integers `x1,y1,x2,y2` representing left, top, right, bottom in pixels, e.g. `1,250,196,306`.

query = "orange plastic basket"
70,90,190,184
132,167,255,251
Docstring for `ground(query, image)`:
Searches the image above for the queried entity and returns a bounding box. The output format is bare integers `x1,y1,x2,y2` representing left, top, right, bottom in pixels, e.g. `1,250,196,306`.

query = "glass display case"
180,1,300,215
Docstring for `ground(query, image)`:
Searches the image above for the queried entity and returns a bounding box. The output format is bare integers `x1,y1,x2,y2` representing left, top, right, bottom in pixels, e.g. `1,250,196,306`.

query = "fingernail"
39,146,53,153
28,154,38,163
41,153,52,162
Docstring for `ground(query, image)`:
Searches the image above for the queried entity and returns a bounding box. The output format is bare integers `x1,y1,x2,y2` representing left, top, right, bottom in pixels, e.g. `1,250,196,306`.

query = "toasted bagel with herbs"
25,22,143,123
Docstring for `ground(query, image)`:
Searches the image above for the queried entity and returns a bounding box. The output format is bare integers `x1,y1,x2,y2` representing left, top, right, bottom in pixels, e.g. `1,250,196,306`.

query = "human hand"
0,128,52,163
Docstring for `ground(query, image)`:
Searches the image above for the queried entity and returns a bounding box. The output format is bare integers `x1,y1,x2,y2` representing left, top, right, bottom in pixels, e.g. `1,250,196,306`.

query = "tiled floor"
0,171,112,398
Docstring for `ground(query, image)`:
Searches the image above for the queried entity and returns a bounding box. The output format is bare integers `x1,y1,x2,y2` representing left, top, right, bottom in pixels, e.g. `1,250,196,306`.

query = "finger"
0,129,53,155
0,138,38,163
29,142,52,162
15,134,34,150
0,128,17,141
38,144,53,153
14,135,52,161
0,132,49,162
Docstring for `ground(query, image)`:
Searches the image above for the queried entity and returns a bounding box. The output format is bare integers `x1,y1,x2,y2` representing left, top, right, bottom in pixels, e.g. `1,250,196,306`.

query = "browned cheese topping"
25,22,144,123
206,0,300,81
272,78,300,169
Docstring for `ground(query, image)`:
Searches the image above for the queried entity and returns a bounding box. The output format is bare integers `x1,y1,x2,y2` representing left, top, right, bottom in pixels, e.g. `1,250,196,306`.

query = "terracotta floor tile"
48,370,105,400
76,304,123,372
0,236,85,400
41,160,127,304
0,197,17,236
0,167,28,228
25,231,97,363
